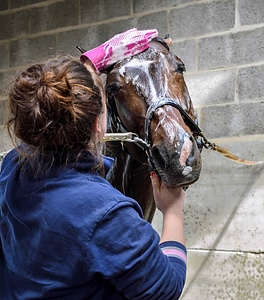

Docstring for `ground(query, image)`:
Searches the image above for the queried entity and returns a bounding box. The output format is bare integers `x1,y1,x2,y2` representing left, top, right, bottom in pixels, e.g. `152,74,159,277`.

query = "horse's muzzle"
150,137,202,187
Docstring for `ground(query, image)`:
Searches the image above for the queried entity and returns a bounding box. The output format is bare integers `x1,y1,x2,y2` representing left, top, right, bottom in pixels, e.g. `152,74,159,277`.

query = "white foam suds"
119,59,158,100
154,107,184,144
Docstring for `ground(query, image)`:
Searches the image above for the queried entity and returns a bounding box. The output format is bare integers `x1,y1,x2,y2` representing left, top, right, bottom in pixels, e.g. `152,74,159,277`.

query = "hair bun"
7,57,104,161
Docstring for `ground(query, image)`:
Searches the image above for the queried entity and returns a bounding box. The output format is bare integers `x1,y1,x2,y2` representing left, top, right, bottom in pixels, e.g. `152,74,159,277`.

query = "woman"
0,55,186,299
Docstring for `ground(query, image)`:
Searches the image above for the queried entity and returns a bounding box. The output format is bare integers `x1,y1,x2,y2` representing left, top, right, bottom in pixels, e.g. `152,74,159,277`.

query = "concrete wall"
1,0,263,299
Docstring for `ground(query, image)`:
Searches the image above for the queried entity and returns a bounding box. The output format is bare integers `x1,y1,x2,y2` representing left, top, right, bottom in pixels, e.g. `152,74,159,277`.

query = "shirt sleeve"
86,200,186,300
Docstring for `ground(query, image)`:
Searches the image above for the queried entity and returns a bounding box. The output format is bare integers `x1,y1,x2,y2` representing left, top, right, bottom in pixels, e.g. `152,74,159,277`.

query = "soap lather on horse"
0,28,189,299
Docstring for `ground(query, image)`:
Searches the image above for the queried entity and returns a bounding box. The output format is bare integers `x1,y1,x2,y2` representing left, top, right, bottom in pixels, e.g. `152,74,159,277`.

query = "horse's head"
106,37,202,188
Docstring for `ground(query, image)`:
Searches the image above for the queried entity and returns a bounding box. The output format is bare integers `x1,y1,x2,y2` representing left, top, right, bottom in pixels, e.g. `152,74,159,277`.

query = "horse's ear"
76,46,86,54
164,34,172,47
174,56,186,74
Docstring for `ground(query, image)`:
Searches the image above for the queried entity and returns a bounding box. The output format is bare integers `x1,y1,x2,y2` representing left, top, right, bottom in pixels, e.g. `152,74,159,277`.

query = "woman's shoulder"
0,148,17,170
71,172,141,214
43,168,142,224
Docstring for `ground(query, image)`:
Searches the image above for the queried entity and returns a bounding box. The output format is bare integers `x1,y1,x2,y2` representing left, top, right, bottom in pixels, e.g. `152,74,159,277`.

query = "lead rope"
0,132,150,162
102,132,151,154
200,133,264,165
1,132,263,165
0,133,150,163
104,132,264,166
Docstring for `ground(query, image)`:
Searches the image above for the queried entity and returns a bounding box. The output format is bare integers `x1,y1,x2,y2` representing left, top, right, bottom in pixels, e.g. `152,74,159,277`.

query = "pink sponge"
81,28,158,72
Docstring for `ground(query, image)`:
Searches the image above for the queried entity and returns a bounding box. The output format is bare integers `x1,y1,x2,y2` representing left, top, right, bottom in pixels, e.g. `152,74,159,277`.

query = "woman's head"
7,56,106,165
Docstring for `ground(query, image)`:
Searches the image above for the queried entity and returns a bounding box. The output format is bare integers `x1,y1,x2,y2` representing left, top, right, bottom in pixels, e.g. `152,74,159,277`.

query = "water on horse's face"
106,40,202,187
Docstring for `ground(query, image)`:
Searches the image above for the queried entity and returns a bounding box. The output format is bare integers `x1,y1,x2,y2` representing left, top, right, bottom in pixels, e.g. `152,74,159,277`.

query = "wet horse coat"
105,39,202,222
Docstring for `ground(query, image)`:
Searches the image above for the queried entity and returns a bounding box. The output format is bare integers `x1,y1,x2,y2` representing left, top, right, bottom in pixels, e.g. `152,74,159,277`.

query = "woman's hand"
150,171,186,245
150,171,185,214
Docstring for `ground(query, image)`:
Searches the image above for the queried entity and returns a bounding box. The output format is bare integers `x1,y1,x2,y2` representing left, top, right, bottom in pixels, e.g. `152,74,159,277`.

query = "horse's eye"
173,55,186,74
175,62,186,74
106,82,122,96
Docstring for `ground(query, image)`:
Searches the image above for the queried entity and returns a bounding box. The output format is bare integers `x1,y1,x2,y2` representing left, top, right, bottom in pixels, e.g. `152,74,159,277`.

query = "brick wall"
1,0,263,299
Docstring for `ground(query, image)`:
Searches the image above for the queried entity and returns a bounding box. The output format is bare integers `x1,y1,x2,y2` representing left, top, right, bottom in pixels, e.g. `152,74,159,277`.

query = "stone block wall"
0,0,263,299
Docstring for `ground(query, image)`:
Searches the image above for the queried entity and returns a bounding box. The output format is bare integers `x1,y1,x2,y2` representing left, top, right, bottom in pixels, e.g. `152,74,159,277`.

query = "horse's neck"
106,147,155,222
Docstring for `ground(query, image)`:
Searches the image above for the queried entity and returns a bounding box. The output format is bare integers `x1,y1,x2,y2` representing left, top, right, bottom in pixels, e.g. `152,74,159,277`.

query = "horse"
103,36,202,222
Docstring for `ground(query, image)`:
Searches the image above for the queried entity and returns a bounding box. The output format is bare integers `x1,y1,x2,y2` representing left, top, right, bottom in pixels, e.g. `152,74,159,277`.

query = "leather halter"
144,97,203,147
107,95,204,172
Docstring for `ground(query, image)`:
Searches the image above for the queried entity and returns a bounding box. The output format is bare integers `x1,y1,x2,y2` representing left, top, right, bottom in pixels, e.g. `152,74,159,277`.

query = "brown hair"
7,56,105,172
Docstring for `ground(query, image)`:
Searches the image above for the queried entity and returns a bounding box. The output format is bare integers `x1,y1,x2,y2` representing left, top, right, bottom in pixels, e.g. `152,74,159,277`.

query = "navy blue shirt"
0,149,186,299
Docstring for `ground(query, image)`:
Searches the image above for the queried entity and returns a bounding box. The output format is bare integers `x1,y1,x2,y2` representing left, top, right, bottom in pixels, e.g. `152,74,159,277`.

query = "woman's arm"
87,193,186,300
